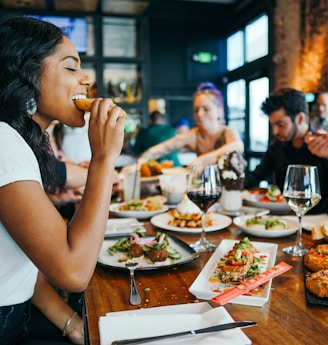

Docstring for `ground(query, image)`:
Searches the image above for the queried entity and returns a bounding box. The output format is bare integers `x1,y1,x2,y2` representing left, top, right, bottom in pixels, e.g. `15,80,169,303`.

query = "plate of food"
189,238,278,306
303,244,328,305
151,212,232,233
243,186,290,215
97,231,199,270
233,214,299,238
109,196,169,219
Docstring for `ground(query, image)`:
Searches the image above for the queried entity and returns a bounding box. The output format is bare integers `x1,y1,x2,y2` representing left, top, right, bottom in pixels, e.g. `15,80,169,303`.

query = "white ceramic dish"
109,203,169,219
189,239,277,306
233,215,299,238
98,234,199,270
98,302,251,345
212,203,270,217
161,167,188,175
283,214,328,231
105,218,145,238
243,190,290,215
150,212,232,233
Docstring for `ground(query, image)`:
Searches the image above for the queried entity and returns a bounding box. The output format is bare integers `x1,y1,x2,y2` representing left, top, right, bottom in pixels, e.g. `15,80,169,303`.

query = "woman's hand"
88,98,125,164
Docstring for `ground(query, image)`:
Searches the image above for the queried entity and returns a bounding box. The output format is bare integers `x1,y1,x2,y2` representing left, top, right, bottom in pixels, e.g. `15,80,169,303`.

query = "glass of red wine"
187,164,222,252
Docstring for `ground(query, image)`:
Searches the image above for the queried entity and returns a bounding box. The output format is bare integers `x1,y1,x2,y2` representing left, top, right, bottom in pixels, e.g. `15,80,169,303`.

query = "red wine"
187,191,221,212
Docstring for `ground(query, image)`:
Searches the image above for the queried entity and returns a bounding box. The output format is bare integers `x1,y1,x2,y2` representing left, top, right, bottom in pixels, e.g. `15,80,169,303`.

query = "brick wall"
273,0,328,93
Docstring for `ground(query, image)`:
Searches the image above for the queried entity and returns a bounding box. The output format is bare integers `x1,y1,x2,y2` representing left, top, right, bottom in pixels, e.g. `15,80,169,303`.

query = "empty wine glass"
282,164,321,256
187,164,221,252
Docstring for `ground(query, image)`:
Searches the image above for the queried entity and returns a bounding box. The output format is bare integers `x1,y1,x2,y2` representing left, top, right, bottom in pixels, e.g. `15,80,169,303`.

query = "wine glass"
282,164,321,256
187,164,221,252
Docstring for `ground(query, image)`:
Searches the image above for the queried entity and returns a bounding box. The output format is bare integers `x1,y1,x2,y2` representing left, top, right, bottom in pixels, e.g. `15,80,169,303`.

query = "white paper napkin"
99,302,252,345
105,218,145,236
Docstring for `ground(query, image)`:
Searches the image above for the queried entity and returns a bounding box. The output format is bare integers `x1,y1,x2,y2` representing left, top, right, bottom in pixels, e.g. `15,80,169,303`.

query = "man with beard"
244,87,328,214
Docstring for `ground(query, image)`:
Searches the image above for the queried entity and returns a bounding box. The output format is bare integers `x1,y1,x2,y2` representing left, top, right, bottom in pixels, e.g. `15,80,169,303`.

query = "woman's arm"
188,127,244,167
121,130,197,173
139,131,195,161
0,99,125,291
32,272,84,344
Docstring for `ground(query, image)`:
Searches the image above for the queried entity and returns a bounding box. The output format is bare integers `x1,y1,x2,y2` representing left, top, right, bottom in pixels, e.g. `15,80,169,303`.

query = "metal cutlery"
111,320,257,344
125,262,141,305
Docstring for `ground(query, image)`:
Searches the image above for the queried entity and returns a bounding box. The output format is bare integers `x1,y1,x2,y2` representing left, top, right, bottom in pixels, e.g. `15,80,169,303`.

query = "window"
245,15,268,63
227,31,244,71
227,14,268,69
249,77,269,152
227,80,246,141
225,12,270,169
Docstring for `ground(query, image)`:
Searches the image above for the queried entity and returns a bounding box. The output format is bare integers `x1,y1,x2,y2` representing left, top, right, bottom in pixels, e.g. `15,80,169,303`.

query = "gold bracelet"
62,311,78,336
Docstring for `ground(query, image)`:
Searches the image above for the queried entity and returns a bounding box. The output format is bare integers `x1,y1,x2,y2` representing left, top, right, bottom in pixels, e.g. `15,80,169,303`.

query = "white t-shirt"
0,122,42,306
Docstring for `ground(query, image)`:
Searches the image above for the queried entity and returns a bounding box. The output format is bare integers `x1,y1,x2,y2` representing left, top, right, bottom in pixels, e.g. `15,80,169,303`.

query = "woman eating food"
0,16,125,344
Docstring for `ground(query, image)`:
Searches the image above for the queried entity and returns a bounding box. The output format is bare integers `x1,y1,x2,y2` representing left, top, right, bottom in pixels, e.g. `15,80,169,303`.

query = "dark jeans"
1,292,83,345
0,299,30,345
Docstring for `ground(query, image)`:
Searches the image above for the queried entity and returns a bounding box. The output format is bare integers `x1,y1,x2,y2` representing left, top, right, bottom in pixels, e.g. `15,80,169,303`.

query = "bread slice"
74,98,126,117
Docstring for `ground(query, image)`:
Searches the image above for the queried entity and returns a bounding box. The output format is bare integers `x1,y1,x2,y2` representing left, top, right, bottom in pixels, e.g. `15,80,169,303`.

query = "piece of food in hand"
306,269,328,298
73,98,126,117
245,215,288,230
259,185,284,203
304,244,328,272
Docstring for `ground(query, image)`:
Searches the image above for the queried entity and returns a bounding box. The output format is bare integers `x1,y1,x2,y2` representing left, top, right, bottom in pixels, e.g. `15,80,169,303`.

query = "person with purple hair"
122,82,244,170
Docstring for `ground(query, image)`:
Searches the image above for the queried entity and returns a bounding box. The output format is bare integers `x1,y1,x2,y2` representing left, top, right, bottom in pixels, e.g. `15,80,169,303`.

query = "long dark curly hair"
0,16,64,192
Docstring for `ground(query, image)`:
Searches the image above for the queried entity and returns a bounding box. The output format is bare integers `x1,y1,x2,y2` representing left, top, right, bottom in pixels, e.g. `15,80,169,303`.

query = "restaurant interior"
1,1,328,345
1,0,327,169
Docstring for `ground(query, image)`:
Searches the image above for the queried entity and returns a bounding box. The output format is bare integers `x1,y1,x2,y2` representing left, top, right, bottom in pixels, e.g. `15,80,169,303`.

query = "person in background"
309,91,328,131
175,117,191,134
244,87,328,214
0,16,125,345
122,82,243,172
133,110,180,166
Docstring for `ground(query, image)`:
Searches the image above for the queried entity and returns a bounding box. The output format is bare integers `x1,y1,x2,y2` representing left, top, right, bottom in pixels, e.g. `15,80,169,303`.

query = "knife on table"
111,320,257,345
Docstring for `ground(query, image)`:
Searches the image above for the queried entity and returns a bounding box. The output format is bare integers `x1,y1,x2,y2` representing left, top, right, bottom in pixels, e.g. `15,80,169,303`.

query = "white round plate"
150,212,232,233
243,191,290,215
283,214,328,231
233,215,299,238
109,203,169,219
161,167,188,176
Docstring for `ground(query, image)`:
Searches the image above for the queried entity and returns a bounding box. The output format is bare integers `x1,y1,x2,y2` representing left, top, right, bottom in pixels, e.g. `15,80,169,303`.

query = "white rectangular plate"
99,302,252,345
189,239,278,306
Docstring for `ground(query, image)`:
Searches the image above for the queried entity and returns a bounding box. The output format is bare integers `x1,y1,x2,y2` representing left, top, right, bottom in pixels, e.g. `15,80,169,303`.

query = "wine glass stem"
296,215,303,249
200,211,207,242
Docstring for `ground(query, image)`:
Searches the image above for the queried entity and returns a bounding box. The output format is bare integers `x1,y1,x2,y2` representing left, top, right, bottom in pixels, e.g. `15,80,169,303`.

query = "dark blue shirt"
244,139,328,214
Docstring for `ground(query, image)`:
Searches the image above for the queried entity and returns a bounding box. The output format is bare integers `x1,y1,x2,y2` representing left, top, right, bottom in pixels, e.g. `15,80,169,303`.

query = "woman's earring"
26,98,37,116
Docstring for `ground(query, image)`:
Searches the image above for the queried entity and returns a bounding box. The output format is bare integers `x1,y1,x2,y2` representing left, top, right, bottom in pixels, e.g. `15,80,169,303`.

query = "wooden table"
84,221,328,345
